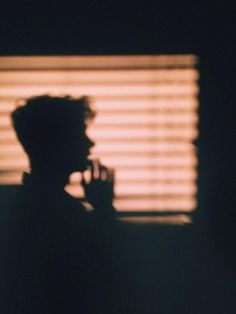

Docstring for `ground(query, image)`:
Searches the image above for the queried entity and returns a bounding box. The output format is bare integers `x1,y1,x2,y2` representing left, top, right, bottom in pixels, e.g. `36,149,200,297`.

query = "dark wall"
0,2,235,237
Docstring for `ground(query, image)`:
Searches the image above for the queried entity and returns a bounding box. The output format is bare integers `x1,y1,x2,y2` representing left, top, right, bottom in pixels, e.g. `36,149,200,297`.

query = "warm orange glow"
0,113,199,127
115,198,196,211
89,155,197,167
70,169,197,181
92,142,196,153
0,69,199,83
95,112,198,125
0,116,11,126
93,98,199,111
118,215,192,224
0,84,198,98
0,55,197,69
0,159,28,170
0,131,18,141
88,127,198,140
66,183,196,197
0,55,199,215
0,172,22,184
0,142,196,155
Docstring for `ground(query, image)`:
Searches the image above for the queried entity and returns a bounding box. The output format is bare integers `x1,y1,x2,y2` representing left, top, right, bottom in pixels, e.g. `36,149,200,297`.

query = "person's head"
11,95,95,176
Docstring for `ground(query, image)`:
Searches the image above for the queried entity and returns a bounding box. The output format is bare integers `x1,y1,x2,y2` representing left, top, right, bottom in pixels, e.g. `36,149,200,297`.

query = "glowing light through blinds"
0,55,199,213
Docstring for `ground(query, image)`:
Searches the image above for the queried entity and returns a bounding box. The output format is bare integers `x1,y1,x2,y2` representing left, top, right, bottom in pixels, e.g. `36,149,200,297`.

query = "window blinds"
0,55,199,213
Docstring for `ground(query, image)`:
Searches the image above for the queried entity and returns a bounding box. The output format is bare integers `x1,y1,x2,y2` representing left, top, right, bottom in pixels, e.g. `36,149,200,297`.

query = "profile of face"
11,95,95,177
59,123,94,173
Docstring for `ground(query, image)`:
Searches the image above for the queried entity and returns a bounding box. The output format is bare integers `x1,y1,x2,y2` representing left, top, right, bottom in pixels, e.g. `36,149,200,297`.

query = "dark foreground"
108,218,236,314
0,201,235,314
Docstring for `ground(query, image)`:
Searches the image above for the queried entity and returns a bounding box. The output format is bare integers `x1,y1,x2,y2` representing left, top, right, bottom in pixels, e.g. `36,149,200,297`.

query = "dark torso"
0,183,114,314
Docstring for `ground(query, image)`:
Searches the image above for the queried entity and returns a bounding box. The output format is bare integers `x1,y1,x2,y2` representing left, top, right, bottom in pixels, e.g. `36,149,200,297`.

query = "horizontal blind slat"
0,69,199,83
0,55,198,70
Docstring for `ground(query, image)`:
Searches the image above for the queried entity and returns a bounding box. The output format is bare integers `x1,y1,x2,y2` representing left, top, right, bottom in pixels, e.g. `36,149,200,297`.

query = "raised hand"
81,159,116,215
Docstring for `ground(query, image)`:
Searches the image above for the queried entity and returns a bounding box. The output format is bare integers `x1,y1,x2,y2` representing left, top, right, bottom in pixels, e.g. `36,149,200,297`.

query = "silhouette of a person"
0,95,117,314
13,95,116,214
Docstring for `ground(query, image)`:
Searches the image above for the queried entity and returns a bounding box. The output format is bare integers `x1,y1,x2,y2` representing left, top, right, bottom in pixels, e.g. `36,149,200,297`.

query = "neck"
24,167,70,189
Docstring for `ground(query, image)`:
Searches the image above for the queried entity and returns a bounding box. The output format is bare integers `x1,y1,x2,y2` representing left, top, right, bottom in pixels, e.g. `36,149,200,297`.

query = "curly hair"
11,95,95,160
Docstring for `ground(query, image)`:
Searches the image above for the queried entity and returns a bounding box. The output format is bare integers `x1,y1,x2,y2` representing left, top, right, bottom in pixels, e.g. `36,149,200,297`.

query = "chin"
70,159,90,173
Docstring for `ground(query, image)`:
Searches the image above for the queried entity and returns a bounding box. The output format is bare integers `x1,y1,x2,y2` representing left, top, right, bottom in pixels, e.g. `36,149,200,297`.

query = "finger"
108,168,115,182
100,166,108,181
92,158,100,180
81,169,92,185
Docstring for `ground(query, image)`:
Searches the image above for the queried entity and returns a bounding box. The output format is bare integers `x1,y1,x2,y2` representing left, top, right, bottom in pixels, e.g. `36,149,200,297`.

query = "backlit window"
0,55,199,219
